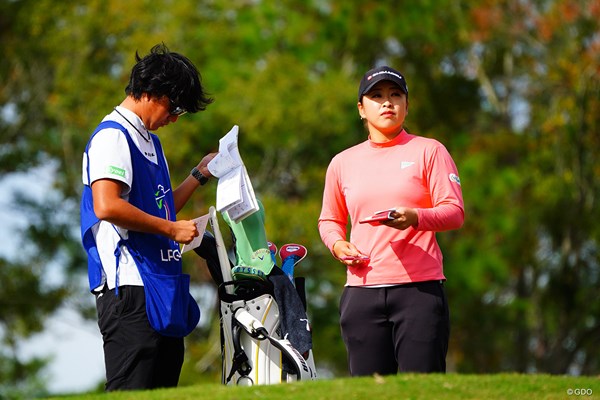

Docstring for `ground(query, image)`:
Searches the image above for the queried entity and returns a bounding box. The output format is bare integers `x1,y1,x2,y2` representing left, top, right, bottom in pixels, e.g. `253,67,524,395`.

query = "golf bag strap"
225,323,252,384
264,335,305,379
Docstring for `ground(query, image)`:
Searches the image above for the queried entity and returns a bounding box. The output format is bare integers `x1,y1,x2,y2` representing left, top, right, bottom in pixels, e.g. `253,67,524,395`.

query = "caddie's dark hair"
125,43,214,113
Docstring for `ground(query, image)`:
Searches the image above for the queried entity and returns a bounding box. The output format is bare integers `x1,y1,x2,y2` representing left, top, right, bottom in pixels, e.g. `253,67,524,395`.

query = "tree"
1,0,599,395
443,0,600,373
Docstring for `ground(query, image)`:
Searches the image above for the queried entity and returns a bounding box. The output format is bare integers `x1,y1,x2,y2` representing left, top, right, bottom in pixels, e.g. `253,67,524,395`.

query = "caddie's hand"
382,206,418,230
196,152,218,178
171,220,199,244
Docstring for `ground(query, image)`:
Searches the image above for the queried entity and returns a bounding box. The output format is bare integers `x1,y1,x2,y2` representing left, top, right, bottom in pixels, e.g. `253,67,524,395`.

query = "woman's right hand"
333,240,369,265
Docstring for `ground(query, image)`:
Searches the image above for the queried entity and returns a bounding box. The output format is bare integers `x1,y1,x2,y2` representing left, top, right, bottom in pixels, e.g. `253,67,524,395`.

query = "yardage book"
207,125,259,223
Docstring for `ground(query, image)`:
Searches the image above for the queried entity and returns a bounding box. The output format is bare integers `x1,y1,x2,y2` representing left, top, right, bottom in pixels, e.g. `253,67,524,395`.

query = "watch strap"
190,167,209,185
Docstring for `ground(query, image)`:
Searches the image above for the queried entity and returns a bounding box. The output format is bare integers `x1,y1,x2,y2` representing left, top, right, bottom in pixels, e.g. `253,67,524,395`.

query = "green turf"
47,373,598,400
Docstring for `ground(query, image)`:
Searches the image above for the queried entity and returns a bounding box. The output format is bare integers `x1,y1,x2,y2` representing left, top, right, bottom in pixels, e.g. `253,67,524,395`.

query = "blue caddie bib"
80,120,200,337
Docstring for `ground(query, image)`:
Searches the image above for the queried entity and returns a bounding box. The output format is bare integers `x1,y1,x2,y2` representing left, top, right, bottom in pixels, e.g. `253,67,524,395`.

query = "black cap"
358,66,408,102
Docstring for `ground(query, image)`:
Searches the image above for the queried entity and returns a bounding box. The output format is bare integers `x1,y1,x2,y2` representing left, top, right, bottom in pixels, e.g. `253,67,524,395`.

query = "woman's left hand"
382,207,418,230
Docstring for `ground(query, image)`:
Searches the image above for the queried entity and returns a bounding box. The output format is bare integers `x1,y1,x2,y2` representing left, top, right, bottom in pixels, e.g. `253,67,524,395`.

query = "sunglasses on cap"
169,99,187,116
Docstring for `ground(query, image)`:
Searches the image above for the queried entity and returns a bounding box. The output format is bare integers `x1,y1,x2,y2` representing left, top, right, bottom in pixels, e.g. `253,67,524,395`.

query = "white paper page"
181,214,210,253
214,167,243,212
207,125,241,178
208,124,259,223
226,166,259,223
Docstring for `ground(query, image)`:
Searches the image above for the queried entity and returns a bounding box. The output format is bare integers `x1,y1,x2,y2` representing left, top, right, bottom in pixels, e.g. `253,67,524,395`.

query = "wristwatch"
190,167,209,185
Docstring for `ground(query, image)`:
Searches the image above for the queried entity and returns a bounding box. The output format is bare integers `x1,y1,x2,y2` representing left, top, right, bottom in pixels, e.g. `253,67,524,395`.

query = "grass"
47,373,598,400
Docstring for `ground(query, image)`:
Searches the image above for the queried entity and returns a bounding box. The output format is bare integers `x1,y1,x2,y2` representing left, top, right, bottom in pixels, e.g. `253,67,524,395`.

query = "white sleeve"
83,128,133,196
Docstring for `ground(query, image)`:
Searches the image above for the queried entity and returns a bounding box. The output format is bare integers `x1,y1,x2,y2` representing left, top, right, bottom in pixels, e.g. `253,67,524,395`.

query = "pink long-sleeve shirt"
318,130,464,286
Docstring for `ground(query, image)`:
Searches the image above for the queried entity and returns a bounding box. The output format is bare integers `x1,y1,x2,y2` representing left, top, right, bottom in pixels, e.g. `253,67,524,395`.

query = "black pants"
96,285,184,391
339,281,449,376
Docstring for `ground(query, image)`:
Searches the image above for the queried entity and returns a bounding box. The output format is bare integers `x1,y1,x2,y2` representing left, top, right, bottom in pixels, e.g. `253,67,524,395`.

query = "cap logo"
368,70,403,81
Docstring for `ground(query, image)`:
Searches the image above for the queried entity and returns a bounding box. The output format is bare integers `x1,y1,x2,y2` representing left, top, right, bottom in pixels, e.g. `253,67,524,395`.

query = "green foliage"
1,0,599,395
0,255,65,398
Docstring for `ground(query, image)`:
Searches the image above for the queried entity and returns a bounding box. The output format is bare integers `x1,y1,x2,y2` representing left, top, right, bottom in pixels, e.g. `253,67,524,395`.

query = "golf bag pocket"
220,287,316,385
141,270,200,337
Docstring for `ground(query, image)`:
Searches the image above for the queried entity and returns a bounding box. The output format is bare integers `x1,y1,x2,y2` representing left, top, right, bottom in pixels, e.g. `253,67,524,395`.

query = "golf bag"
194,207,317,385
